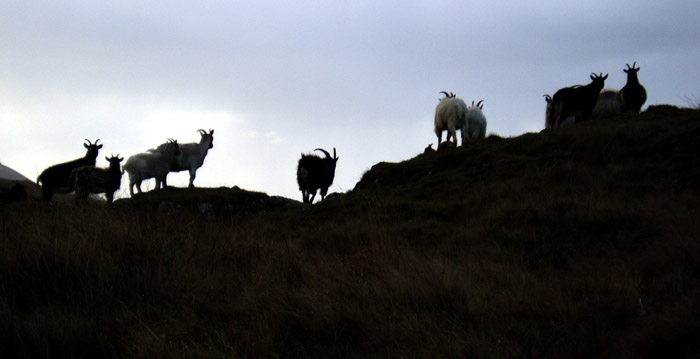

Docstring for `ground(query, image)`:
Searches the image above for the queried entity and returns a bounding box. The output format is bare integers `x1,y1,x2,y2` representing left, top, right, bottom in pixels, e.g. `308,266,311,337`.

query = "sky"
2,1,699,201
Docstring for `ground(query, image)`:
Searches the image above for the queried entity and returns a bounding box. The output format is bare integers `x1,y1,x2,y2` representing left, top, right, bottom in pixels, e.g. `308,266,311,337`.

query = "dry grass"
1,106,699,358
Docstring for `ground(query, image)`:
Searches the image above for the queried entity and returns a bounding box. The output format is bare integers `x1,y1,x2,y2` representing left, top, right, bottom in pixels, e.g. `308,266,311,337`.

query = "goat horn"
314,148,331,159
333,147,337,159
198,129,206,135
84,139,92,145
632,61,637,69
439,91,450,98
476,100,484,108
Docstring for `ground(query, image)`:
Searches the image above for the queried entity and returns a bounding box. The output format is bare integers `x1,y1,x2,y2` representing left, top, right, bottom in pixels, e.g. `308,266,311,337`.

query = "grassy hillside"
1,105,699,358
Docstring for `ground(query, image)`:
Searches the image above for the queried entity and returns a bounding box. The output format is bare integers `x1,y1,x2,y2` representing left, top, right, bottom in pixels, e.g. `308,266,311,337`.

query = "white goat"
434,91,468,147
152,129,214,188
461,100,487,141
592,89,623,118
123,139,180,196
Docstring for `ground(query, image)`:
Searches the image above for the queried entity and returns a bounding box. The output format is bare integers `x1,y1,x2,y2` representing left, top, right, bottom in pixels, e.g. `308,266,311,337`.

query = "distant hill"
0,162,75,201
0,162,30,181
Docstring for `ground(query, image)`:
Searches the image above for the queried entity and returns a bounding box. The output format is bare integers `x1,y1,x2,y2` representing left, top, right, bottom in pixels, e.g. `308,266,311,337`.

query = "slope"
0,105,698,358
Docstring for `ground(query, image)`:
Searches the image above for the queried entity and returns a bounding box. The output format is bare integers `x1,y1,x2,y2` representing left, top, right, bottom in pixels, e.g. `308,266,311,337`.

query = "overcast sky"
2,1,699,200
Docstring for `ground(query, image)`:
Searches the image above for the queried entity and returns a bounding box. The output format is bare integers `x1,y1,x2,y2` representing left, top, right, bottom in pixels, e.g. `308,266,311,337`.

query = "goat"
592,89,624,118
152,129,214,188
296,148,339,204
439,91,456,99
434,91,468,146
620,62,647,114
123,139,180,196
551,73,607,127
461,100,487,141
544,94,555,129
69,155,124,204
37,139,102,201
544,86,585,129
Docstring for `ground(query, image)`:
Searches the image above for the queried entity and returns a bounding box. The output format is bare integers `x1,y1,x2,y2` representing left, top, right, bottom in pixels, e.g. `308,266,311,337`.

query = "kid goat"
37,139,103,201
297,148,339,204
69,155,124,204
463,100,487,141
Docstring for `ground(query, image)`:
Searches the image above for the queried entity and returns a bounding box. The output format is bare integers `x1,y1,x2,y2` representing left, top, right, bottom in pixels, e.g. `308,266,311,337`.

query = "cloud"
2,1,700,200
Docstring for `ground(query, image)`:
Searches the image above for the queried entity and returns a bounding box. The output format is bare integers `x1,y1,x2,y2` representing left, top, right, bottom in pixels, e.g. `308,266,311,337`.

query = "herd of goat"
434,61,646,148
36,130,214,204
542,62,647,130
28,62,646,205
33,128,339,205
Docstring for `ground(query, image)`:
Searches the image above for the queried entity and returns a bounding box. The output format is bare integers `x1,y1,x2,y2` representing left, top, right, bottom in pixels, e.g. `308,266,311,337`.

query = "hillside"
1,105,699,358
0,162,31,182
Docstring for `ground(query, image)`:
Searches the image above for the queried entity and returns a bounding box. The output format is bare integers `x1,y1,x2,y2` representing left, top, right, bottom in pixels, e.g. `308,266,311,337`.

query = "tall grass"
1,106,699,358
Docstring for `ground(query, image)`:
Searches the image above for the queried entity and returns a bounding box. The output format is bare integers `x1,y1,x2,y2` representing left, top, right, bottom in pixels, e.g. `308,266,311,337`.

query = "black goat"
296,148,339,204
620,62,647,114
69,155,124,204
552,73,607,127
37,139,103,201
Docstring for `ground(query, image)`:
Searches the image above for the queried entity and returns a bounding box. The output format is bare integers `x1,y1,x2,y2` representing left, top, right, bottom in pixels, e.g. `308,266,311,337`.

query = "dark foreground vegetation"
1,106,699,358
